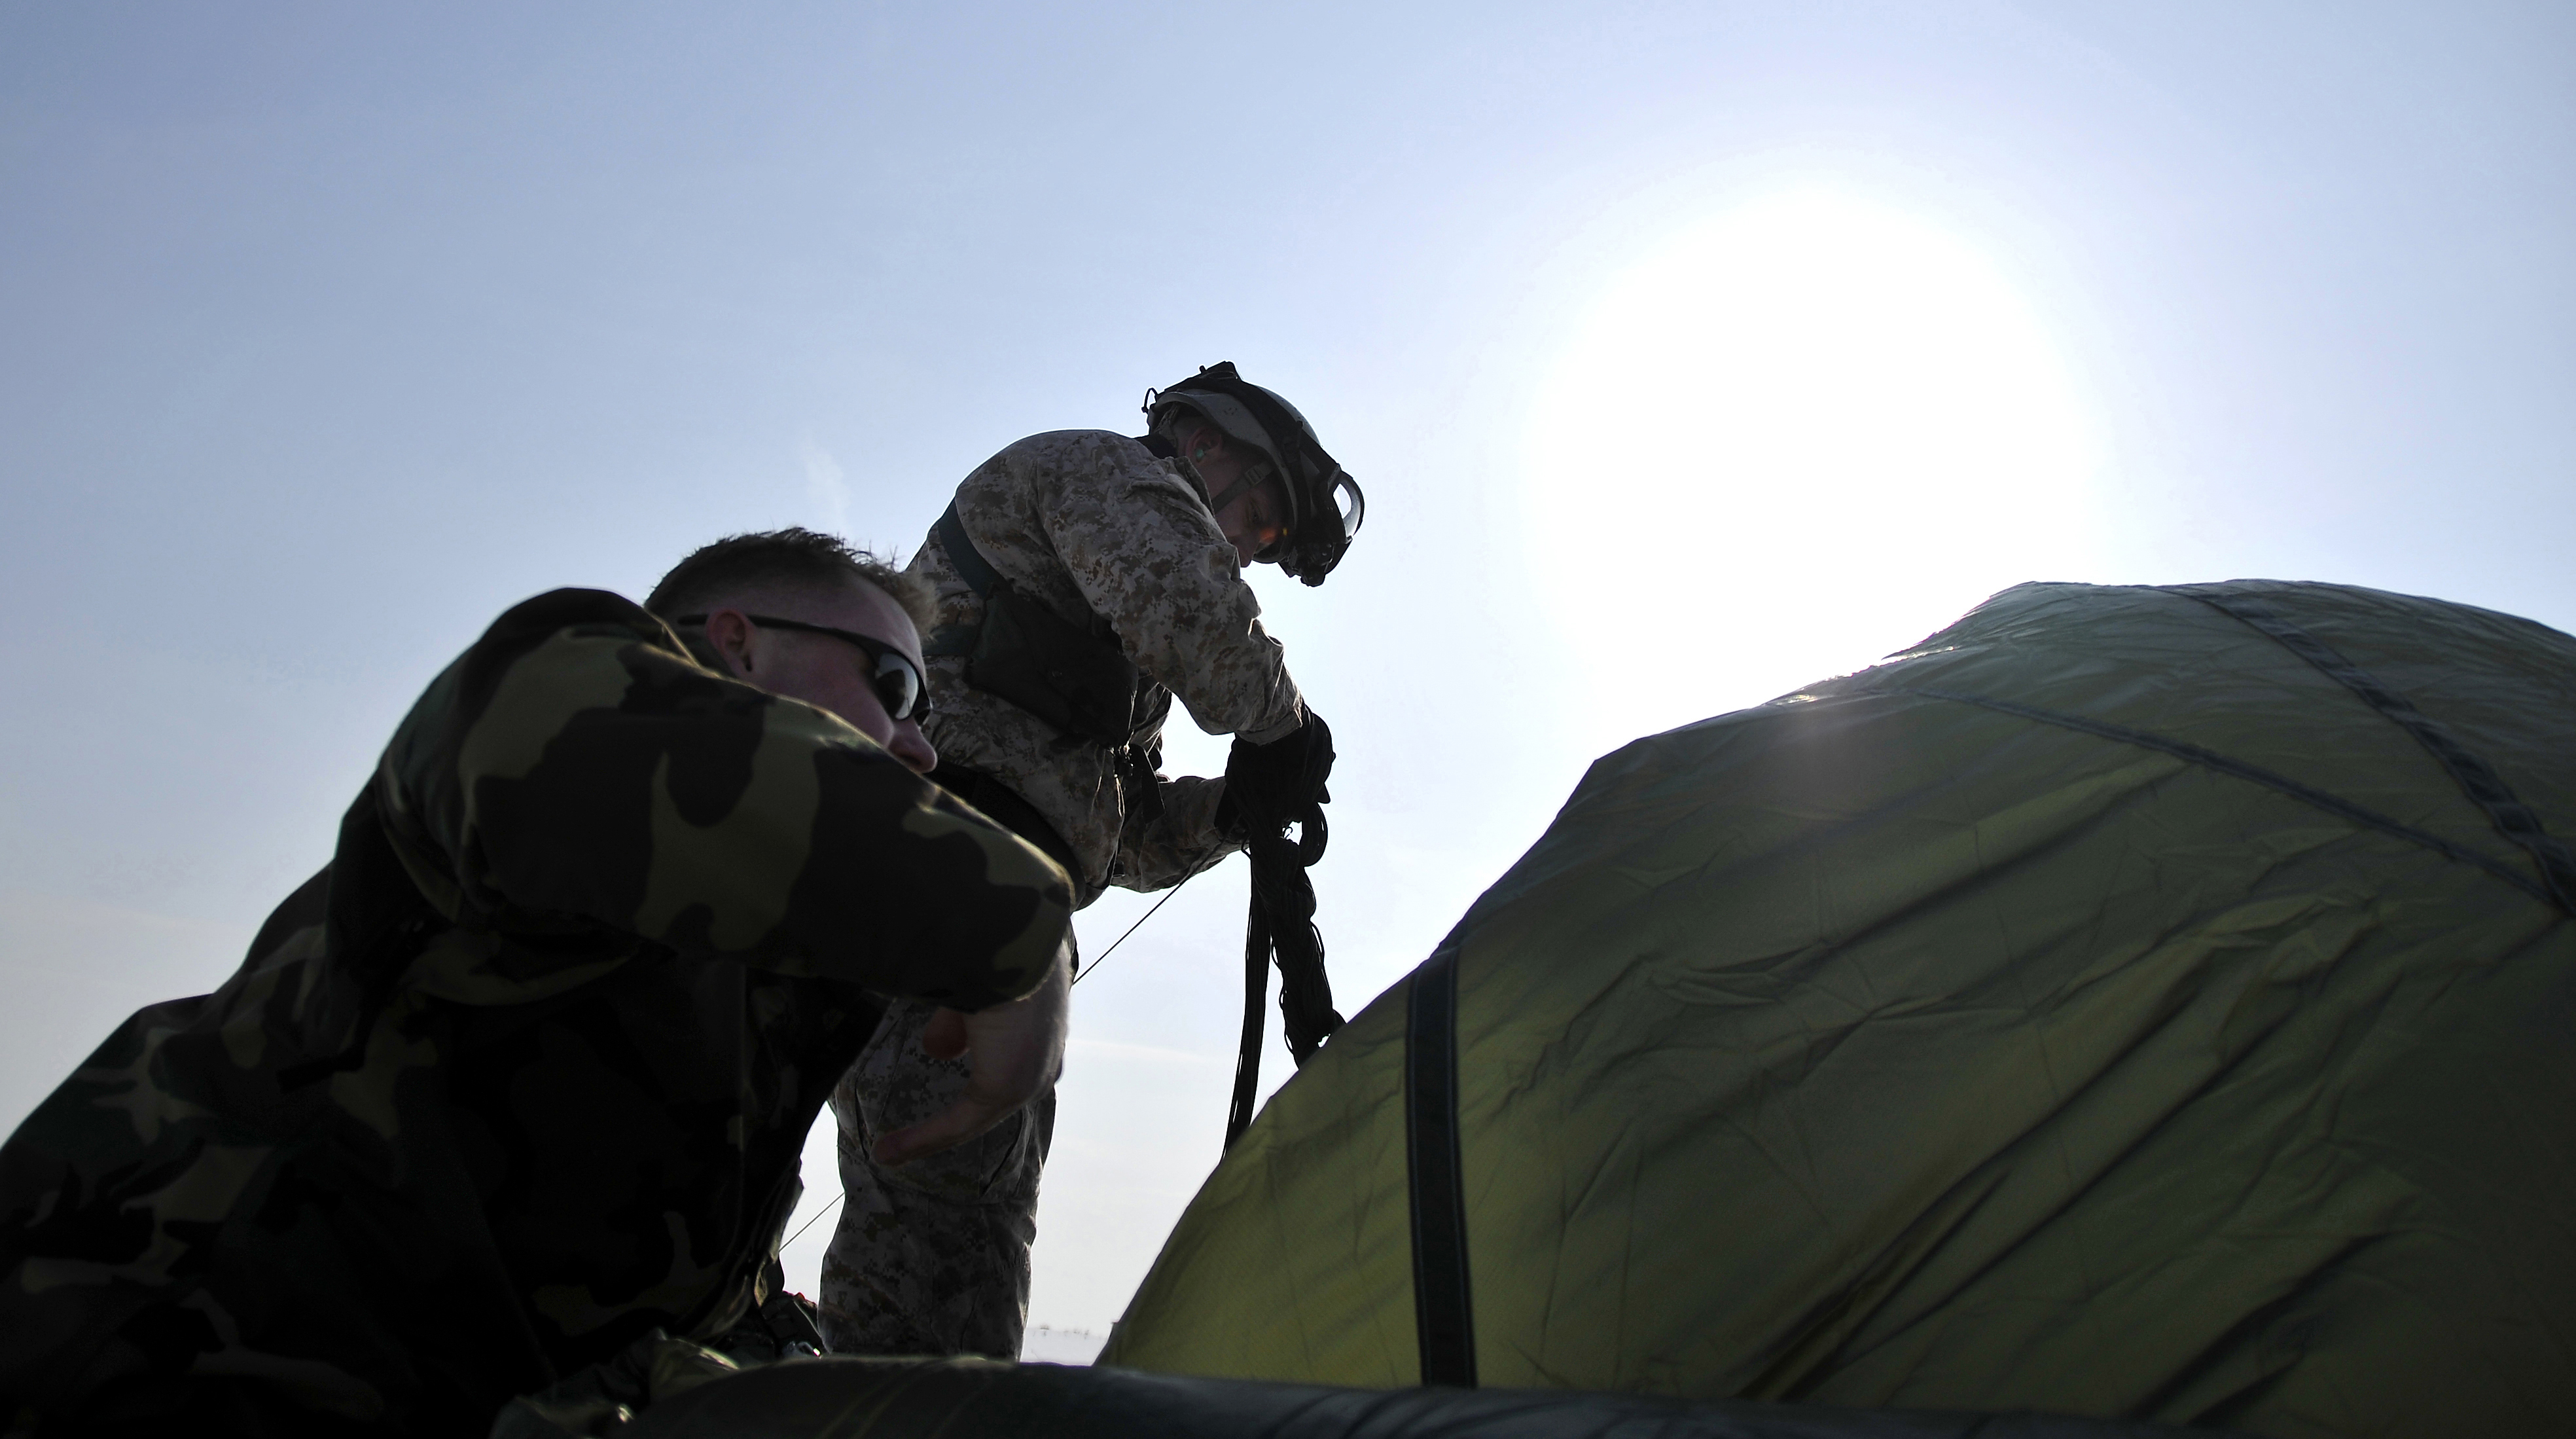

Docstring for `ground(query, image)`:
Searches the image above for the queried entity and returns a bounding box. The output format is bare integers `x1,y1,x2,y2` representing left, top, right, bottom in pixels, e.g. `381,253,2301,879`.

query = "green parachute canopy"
1101,580,2576,1437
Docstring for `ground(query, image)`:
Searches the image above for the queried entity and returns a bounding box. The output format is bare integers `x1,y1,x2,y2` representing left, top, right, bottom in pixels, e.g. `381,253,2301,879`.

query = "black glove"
1221,712,1334,863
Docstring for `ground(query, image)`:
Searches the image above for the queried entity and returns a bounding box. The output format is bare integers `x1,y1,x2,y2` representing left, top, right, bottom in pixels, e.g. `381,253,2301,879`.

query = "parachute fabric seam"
1884,686,2560,911
2179,587,2576,914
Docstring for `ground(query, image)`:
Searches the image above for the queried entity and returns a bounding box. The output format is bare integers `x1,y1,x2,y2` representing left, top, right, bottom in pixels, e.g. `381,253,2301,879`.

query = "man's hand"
1224,710,1334,862
872,939,1071,1167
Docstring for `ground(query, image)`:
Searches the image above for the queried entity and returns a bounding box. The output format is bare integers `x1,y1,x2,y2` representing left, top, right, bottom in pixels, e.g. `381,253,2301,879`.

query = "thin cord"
782,1190,844,1250
779,854,1218,1252
776,860,1226,1287
778,856,1223,1252
1073,850,1225,986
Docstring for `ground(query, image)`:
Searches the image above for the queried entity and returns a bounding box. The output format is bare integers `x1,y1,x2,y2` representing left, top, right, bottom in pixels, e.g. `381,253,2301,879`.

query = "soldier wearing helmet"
820,362,1362,1358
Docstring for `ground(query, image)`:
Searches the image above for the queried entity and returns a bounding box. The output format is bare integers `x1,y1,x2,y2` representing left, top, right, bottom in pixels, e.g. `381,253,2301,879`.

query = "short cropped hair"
645,527,935,634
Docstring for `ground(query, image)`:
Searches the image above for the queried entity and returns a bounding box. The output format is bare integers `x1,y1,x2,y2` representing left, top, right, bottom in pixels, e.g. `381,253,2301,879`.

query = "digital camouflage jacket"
0,589,1072,1438
912,429,1307,902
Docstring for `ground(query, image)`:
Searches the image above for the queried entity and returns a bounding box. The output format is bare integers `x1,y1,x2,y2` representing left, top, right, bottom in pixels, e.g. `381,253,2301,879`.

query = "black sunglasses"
673,613,933,723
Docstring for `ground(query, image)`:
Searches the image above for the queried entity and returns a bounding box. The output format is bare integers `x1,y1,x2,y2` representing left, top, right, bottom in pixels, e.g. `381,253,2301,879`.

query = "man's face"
1213,475,1291,570
703,579,938,774
1188,422,1292,568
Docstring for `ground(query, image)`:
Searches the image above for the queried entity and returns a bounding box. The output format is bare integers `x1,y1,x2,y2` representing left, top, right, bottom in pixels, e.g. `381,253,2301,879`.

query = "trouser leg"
816,996,1058,1358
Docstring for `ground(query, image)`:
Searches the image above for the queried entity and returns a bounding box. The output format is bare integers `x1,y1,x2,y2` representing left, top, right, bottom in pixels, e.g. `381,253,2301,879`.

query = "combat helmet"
1145,362,1365,586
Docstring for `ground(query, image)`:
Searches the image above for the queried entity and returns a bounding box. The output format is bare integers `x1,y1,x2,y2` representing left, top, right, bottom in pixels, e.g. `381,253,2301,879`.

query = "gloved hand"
1221,710,1334,864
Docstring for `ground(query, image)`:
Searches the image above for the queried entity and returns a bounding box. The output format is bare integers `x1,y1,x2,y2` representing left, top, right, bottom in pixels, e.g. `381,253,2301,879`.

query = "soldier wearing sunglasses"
667,613,937,771
0,528,1073,1436
819,363,1363,1361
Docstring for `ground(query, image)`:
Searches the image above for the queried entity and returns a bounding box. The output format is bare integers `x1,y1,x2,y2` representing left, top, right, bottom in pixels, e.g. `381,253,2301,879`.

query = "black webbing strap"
932,501,1004,596
1890,686,2563,911
924,502,1005,659
1224,915,1269,1151
2181,588,2576,914
1404,942,1476,1387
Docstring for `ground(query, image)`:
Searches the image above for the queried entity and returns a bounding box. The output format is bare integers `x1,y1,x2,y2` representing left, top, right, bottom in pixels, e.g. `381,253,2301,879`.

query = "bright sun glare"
1529,190,2105,748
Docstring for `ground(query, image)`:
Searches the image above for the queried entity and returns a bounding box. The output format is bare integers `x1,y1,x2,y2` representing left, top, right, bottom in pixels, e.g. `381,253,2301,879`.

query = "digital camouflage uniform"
0,589,1072,1438
820,429,1306,1357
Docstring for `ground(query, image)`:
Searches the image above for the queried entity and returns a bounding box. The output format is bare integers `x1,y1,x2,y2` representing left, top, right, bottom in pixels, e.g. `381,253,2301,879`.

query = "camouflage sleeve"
1030,433,1307,744
1111,774,1242,891
376,589,1072,1010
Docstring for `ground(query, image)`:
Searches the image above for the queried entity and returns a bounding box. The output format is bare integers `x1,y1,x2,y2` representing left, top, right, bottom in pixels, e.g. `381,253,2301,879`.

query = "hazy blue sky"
4,1,2569,1351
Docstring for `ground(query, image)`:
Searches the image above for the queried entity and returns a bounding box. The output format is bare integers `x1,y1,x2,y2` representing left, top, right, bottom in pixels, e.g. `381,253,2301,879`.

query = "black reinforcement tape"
1897,686,2560,911
1404,944,1476,1388
2181,588,2576,915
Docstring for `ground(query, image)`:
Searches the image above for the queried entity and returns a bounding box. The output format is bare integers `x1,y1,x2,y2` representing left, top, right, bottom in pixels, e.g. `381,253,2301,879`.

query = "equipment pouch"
967,584,1141,746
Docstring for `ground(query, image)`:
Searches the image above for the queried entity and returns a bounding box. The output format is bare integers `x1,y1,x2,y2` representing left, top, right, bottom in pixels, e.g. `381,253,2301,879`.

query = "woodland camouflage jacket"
0,589,1072,1438
912,429,1308,902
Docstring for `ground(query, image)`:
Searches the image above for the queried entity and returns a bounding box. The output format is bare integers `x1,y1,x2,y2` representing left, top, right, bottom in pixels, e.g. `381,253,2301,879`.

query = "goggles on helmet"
1145,361,1365,586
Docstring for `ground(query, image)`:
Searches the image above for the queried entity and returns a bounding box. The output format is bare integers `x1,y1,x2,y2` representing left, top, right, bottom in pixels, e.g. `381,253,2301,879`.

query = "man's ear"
702,608,759,678
1187,422,1227,463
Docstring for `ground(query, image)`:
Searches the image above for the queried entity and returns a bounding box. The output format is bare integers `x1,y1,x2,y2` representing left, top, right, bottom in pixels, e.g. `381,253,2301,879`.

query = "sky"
3,1,2570,1356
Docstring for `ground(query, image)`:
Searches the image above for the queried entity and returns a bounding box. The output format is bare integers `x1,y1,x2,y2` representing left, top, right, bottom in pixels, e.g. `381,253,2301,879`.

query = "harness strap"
933,501,1005,597
924,501,1005,658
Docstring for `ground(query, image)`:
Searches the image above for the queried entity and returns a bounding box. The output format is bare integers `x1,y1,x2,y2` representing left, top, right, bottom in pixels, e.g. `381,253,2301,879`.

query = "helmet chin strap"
1204,472,1263,517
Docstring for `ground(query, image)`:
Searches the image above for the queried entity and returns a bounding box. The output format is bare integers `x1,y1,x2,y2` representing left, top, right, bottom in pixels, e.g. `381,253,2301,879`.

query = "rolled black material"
1221,714,1344,1149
